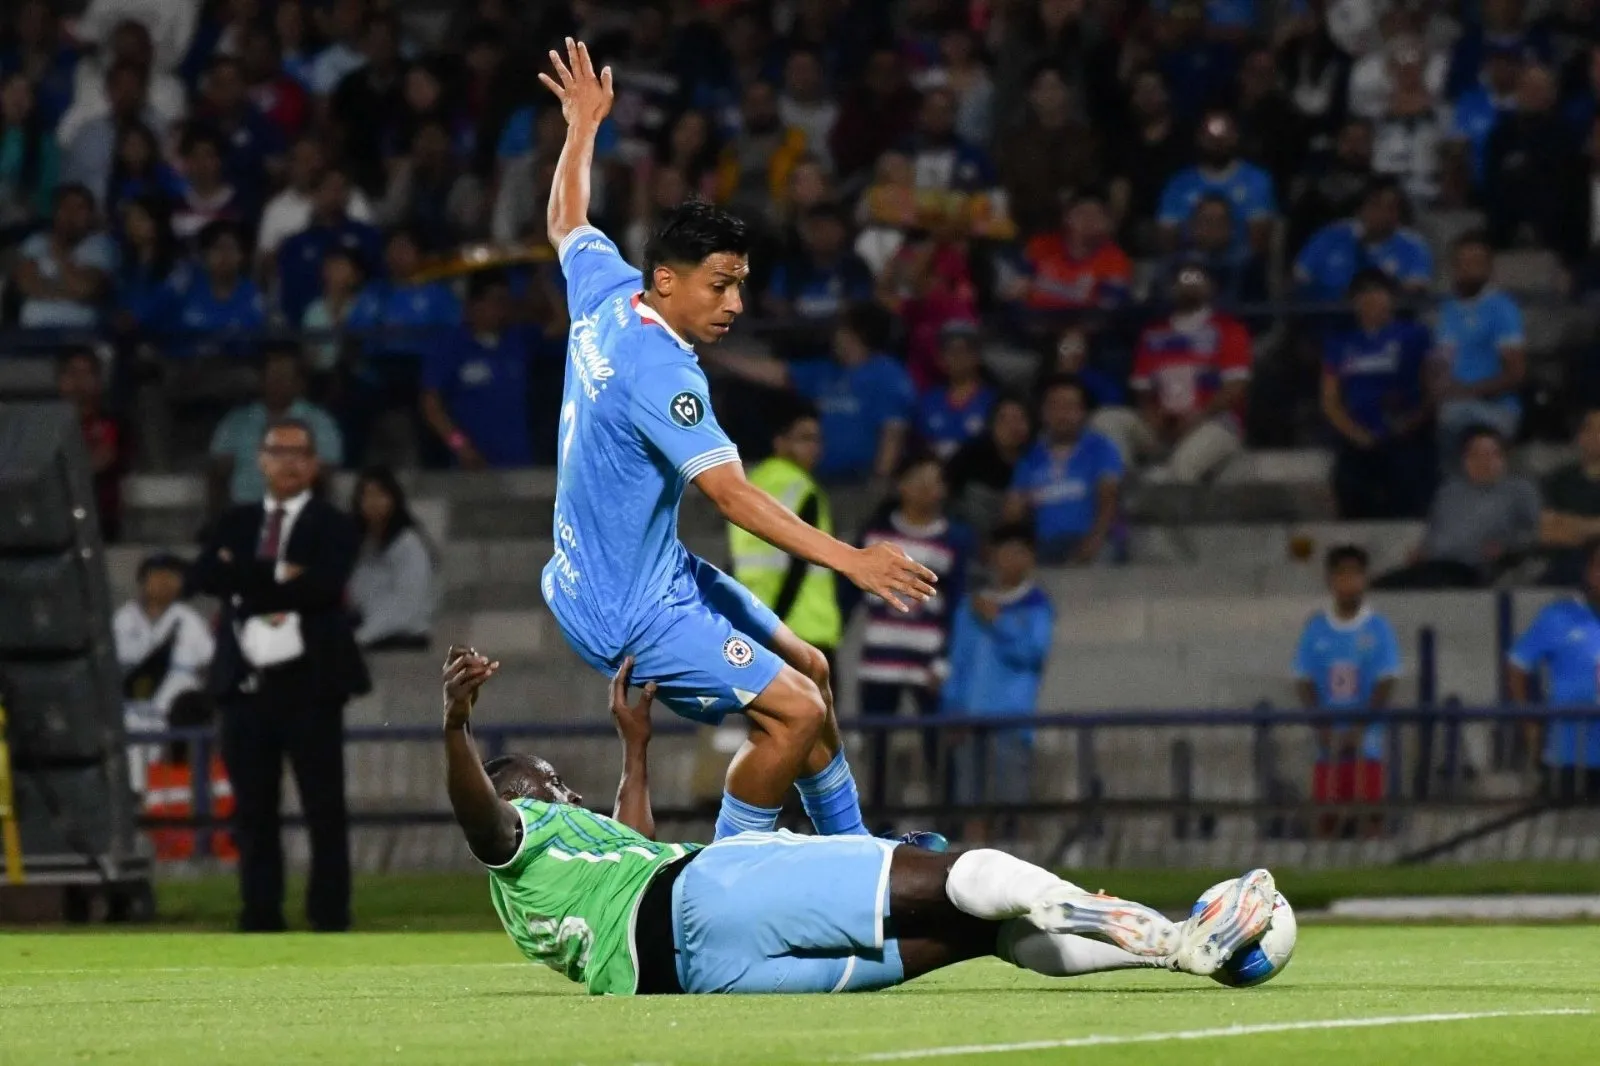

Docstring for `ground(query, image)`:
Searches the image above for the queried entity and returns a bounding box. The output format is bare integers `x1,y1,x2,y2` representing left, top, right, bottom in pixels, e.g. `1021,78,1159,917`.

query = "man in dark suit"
195,416,369,932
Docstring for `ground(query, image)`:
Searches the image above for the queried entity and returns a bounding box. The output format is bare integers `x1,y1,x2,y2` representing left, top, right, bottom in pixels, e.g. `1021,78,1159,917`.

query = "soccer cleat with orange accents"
1173,868,1277,977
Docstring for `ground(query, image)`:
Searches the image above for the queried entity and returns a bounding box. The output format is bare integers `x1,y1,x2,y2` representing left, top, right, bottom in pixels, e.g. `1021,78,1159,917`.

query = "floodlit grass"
1,926,1596,1065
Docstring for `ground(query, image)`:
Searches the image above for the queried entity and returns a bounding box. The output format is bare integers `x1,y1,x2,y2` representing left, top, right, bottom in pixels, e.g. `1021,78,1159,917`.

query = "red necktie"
258,506,284,561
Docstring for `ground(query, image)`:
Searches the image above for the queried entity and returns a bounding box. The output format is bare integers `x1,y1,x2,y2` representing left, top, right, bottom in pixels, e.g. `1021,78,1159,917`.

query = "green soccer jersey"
485,799,696,996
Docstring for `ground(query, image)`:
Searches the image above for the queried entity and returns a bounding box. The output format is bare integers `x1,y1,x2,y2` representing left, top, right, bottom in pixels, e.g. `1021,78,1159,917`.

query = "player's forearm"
547,119,601,249
1506,666,1532,705
612,741,655,840
444,720,520,865
713,478,856,575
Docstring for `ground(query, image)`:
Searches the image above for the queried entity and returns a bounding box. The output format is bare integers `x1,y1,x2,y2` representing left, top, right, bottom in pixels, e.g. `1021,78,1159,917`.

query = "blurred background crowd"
7,0,1600,858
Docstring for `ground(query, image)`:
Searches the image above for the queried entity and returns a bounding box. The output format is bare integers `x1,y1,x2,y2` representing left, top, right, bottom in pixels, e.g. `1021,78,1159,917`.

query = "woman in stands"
348,466,437,651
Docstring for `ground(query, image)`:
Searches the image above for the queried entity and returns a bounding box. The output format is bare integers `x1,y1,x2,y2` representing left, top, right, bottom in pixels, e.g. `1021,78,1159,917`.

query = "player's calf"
715,666,827,839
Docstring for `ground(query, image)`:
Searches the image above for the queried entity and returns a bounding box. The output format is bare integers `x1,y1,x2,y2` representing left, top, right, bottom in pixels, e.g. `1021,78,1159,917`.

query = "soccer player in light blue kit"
537,40,939,842
442,646,1280,994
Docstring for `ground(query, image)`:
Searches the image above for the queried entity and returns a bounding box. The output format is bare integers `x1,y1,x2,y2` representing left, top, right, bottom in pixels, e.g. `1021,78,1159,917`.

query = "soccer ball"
1189,880,1297,988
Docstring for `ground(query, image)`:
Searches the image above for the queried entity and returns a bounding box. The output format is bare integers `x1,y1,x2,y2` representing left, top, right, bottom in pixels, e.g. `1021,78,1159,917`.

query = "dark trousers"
220,687,351,931
859,681,940,812
1333,435,1435,520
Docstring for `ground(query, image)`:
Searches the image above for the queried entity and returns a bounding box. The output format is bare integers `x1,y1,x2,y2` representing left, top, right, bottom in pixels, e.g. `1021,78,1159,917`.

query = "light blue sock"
714,792,782,840
796,750,869,836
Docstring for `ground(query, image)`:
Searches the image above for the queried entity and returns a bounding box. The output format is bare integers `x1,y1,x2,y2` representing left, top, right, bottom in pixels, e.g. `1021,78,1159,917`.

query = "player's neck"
1331,597,1364,621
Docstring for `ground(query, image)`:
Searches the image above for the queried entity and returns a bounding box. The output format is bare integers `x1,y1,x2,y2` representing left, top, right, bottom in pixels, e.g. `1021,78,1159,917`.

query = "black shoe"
237,914,288,933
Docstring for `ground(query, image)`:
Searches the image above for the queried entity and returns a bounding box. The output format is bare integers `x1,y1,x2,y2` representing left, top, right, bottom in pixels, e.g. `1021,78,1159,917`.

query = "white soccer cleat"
1173,868,1277,977
1026,889,1182,958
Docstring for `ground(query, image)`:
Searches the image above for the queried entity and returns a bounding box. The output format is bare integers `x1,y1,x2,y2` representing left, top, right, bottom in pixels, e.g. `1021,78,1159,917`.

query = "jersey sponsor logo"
670,391,706,428
567,311,615,402
722,635,755,668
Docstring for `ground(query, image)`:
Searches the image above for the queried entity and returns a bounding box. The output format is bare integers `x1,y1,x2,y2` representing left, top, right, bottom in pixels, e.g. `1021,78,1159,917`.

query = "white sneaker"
1027,889,1181,958
1173,868,1276,977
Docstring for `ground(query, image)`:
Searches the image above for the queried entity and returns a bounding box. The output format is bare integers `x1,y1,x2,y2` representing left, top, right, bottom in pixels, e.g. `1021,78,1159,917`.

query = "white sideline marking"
850,1009,1596,1061
0,962,530,977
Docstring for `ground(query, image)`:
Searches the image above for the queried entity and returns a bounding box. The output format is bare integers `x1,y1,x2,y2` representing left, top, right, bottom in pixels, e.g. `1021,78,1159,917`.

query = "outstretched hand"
610,655,657,748
442,644,500,729
845,541,939,613
539,37,614,128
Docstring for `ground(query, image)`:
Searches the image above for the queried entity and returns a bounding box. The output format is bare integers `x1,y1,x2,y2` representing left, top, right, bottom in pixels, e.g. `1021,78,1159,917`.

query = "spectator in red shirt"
1009,192,1132,314
57,348,126,542
876,208,979,390
239,22,308,142
1094,264,1252,483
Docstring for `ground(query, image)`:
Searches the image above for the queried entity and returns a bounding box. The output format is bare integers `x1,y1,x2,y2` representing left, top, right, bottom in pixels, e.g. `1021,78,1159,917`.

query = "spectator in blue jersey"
1508,536,1600,802
1294,178,1434,303
1157,110,1277,254
762,203,873,339
420,271,535,470
277,166,383,326
300,246,365,378
941,522,1054,843
1041,327,1126,410
1160,193,1270,322
1004,375,1124,566
1446,2,1549,101
713,305,915,483
851,455,974,814
1292,545,1401,839
159,220,266,362
207,345,344,514
104,123,183,222
1434,233,1527,459
1321,270,1435,519
915,320,995,461
1448,43,1523,187
11,183,116,329
340,228,462,463
1150,2,1241,123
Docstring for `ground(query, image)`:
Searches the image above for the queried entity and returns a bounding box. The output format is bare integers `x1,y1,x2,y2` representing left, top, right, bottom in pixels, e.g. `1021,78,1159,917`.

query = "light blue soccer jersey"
1508,598,1600,769
542,225,784,720
1291,606,1402,760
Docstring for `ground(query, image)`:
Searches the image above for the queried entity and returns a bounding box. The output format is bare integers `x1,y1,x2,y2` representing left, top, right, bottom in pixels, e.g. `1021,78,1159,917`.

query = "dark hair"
180,123,226,158
1453,229,1493,255
990,521,1036,551
1582,536,1600,572
466,268,510,303
53,182,96,212
119,195,179,283
1362,175,1405,205
895,450,943,481
207,53,243,78
350,465,423,551
263,341,305,367
1040,372,1091,408
197,218,244,252
803,202,847,225
771,396,820,438
988,393,1033,436
1347,267,1395,297
1460,424,1505,455
836,302,891,351
1193,191,1233,216
1325,544,1370,572
261,415,316,451
321,244,367,281
105,57,149,87
642,199,751,291
55,346,98,378
483,754,546,800
137,551,189,584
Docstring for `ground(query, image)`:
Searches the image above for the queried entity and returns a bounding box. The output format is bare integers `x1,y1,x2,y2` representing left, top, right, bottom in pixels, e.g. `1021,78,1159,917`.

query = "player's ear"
651,264,674,297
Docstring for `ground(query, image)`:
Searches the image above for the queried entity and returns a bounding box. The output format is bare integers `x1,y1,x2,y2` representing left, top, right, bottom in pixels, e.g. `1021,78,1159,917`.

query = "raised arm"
441,645,521,866
540,38,615,250
693,461,938,612
608,657,657,840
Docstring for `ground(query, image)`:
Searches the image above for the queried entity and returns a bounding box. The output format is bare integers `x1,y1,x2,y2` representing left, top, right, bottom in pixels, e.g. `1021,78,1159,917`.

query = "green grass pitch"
2,926,1597,1065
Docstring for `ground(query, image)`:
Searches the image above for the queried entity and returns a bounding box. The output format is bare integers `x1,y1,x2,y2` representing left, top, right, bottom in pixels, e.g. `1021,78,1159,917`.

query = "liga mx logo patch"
670,391,705,427
722,636,754,668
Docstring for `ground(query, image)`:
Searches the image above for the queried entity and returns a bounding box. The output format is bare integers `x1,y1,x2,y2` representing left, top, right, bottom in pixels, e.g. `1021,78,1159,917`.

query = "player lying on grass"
536,38,938,847
442,646,1277,995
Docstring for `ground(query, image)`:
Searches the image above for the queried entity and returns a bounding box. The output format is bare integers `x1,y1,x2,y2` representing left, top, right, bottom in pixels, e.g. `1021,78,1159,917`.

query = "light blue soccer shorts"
671,830,906,994
623,553,786,724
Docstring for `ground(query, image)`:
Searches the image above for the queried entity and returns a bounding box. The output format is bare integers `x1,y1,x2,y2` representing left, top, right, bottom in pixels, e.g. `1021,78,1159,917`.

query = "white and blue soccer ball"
1190,880,1298,987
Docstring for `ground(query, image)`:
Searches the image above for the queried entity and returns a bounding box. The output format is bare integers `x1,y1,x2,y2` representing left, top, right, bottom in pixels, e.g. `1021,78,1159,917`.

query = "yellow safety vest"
729,457,842,649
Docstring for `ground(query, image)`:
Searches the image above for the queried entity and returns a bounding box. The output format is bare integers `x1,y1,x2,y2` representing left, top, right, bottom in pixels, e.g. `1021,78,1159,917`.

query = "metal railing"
124,703,1600,871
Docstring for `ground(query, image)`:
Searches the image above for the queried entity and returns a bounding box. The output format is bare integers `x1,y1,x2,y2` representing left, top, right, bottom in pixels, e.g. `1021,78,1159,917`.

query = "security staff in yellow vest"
729,402,842,658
